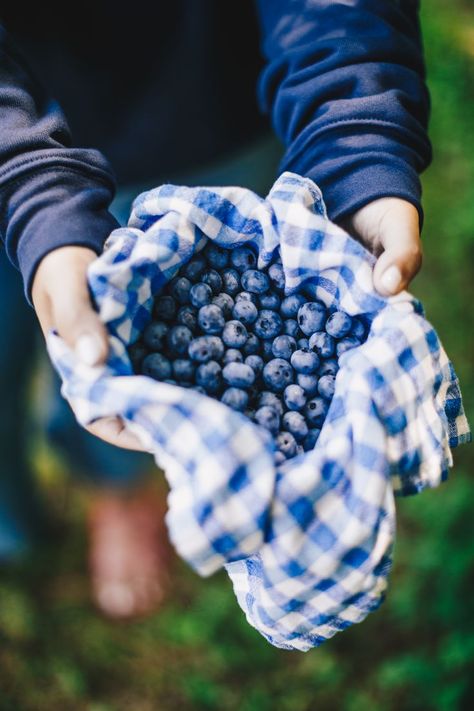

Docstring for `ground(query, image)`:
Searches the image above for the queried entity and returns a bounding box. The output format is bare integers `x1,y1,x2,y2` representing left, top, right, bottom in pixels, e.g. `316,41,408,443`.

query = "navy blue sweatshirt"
0,0,431,300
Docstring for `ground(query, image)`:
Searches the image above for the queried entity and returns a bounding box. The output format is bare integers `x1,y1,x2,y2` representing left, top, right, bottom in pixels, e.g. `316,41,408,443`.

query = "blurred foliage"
1,0,473,709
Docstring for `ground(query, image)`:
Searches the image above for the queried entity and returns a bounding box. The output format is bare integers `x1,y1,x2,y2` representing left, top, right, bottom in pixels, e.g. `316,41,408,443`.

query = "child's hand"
342,198,422,296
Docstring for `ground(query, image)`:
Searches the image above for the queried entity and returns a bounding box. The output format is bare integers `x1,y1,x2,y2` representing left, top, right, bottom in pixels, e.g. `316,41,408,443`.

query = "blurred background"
0,0,473,709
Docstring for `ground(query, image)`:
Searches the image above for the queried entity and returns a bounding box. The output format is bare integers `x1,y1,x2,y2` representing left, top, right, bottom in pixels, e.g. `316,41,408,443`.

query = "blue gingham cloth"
48,172,470,651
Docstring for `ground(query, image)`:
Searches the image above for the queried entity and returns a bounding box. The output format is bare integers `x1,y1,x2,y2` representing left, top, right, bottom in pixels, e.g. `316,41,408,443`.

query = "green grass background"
1,1,473,709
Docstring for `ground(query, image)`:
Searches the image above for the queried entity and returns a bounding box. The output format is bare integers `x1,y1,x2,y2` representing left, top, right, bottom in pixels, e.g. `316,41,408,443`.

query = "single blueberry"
172,358,195,382
128,341,148,371
309,331,335,359
274,451,287,466
280,294,307,319
221,268,241,296
223,348,244,365
296,373,319,397
297,337,309,350
276,431,297,459
222,362,255,388
143,321,168,351
202,269,223,295
351,317,367,340
245,354,264,375
153,295,177,322
232,299,258,325
297,301,327,336
254,310,283,340
206,243,229,270
282,411,308,443
222,320,248,348
272,334,297,360
142,352,172,381
221,387,249,412
268,261,285,292
305,397,328,427
318,374,336,400
325,311,353,338
235,291,259,306
283,384,306,411
196,360,222,395
318,359,339,376
167,325,193,356
177,305,198,331
259,292,280,310
303,428,320,452
198,304,225,334
243,333,260,356
258,391,284,416
169,276,192,305
230,245,257,273
212,292,234,318
263,358,294,392
190,282,213,308
336,336,361,357
254,405,280,435
183,253,207,282
188,335,224,363
290,349,320,374
241,269,270,294
261,340,274,361
283,319,300,338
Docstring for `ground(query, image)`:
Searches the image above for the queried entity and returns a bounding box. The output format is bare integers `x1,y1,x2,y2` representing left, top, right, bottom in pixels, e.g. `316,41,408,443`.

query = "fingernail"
380,266,402,294
75,334,103,366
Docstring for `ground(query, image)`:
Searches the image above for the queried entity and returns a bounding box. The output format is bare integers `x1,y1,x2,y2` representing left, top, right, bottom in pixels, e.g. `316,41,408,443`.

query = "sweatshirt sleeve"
255,0,432,225
0,24,120,301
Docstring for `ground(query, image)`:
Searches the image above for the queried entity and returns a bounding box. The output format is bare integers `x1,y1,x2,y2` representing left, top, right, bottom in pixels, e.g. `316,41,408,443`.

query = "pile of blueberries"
128,243,367,464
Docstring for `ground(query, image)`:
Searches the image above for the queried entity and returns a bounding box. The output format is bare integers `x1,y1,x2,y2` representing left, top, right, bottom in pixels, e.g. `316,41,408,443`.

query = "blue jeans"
0,134,281,558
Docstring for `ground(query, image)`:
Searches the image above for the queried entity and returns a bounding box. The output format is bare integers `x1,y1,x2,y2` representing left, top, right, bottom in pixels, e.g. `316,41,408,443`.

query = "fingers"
32,246,109,365
86,417,148,451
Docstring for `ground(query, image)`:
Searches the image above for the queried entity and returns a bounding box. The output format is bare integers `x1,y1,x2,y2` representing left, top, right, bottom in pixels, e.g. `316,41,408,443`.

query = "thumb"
372,206,422,297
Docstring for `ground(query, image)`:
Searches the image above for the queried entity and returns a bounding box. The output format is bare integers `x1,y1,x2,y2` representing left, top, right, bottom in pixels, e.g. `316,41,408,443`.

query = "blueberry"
296,373,319,397
196,360,222,395
283,319,300,338
128,341,148,370
282,411,308,442
206,243,229,270
202,269,223,295
154,295,177,322
263,358,294,392
254,310,283,340
172,358,195,382
297,337,309,350
143,321,168,351
245,354,264,375
318,359,339,376
183,253,207,282
259,292,280,310
177,305,198,331
280,294,306,318
167,325,193,356
261,340,274,361
190,282,213,308
142,352,172,381
274,451,287,466
305,397,328,427
230,245,257,273
254,406,280,435
243,333,260,355
297,301,327,336
222,362,255,388
221,387,249,412
241,269,270,294
351,317,367,340
268,262,285,292
188,336,224,363
232,299,258,325
325,311,353,338
221,268,241,296
212,292,234,318
303,428,320,452
276,431,297,459
222,320,248,348
198,304,225,334
258,391,284,416
309,331,335,358
223,348,244,365
318,374,336,400
235,291,258,306
290,349,320,374
283,384,306,411
336,336,360,357
271,334,297,361
170,276,192,305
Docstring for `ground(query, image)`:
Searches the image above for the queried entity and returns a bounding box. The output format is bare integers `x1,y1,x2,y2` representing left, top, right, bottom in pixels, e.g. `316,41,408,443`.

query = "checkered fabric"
47,172,470,651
